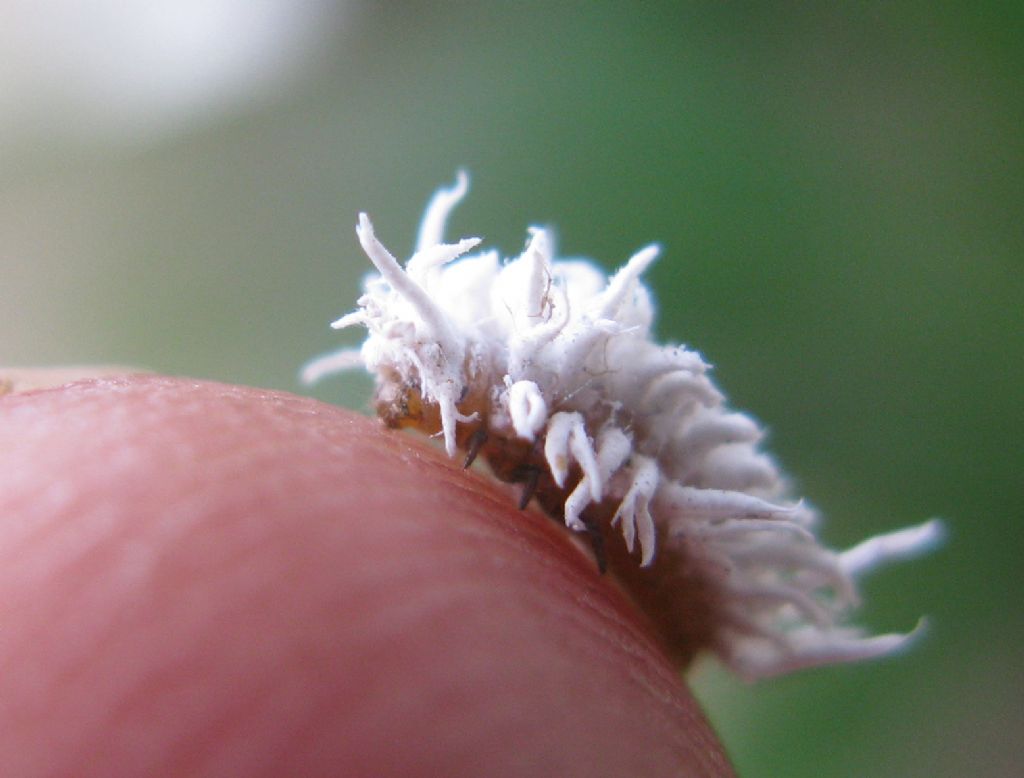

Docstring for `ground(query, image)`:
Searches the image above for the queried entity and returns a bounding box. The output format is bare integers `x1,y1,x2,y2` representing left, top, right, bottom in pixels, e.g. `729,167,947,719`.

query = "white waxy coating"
507,380,548,442
304,172,942,680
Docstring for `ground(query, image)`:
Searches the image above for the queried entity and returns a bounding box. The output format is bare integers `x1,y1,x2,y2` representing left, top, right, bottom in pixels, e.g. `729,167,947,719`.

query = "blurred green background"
2,3,1020,775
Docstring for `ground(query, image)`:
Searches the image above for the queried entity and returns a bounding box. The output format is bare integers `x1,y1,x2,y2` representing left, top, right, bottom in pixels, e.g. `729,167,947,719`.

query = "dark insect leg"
463,427,488,469
518,467,541,510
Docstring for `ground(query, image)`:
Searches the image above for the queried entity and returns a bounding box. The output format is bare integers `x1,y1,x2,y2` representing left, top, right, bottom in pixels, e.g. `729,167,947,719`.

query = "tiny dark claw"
463,427,488,469
518,467,541,510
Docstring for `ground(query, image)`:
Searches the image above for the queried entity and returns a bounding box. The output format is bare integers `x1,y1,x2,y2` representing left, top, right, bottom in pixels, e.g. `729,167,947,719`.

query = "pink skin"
0,375,733,777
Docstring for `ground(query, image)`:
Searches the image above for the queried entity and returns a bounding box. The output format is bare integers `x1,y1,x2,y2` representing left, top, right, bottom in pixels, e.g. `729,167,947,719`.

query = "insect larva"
304,172,942,678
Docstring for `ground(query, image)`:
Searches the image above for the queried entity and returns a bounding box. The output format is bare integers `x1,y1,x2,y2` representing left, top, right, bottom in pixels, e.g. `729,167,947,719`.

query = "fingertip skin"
0,375,733,777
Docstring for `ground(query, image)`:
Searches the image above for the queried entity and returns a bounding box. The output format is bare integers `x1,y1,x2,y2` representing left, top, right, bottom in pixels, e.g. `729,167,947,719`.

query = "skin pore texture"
0,374,732,777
